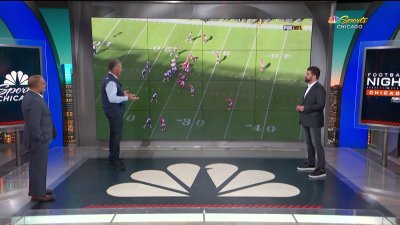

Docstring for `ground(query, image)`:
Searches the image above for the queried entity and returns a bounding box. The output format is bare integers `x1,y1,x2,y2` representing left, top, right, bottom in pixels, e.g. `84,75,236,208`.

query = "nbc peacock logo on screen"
328,16,340,24
328,15,368,29
0,71,29,102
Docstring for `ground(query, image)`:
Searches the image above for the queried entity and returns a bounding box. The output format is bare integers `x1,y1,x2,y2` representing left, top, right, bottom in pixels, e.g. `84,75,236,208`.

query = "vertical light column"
62,64,76,145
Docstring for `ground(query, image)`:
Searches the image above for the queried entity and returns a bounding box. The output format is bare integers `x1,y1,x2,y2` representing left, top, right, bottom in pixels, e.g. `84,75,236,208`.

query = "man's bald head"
28,75,43,88
28,75,46,94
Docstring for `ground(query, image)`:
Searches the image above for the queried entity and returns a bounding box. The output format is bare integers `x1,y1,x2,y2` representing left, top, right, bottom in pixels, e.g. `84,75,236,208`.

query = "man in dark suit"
21,75,56,201
101,59,139,170
296,66,327,179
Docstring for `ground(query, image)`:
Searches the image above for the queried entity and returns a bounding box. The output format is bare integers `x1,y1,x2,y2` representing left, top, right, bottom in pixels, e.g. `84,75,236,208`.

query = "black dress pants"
106,112,123,162
29,141,49,196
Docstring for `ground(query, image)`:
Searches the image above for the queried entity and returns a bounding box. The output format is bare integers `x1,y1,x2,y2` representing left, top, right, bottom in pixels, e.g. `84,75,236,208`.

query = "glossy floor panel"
0,144,399,225
23,158,391,215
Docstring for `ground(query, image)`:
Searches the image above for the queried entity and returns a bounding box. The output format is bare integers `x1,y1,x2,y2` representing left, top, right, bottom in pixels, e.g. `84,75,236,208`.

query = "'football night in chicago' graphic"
365,72,400,97
360,47,400,126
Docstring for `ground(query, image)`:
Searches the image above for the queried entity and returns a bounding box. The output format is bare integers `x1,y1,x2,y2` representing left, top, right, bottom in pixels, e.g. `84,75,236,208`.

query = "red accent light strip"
361,119,400,126
84,204,323,209
0,121,25,126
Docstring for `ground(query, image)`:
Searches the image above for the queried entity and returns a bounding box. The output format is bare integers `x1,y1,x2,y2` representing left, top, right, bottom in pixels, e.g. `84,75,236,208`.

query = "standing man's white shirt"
304,80,318,98
105,72,128,103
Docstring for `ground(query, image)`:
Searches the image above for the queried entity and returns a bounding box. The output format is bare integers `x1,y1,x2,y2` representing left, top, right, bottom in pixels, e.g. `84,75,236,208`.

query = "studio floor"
1,142,399,224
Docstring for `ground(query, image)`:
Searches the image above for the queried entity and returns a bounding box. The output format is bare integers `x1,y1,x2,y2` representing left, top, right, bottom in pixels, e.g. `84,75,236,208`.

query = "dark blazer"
300,81,326,128
21,90,55,148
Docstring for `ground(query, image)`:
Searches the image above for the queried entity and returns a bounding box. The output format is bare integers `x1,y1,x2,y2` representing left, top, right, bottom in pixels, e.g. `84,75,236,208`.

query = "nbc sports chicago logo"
107,163,300,197
328,15,368,29
0,71,29,102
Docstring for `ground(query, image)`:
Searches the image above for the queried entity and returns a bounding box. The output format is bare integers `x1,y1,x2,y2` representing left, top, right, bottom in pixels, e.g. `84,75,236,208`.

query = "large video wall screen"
92,18,313,140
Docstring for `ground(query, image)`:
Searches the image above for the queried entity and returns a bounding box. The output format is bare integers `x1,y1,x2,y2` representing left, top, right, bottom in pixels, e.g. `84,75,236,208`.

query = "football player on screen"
170,60,177,75
187,53,197,63
202,32,207,44
141,68,147,80
160,116,166,131
170,45,179,58
186,31,193,43
105,41,112,49
163,70,171,82
149,92,158,103
143,116,153,129
189,84,195,97
226,97,233,111
259,59,266,72
178,74,186,89
145,60,151,72
183,60,191,74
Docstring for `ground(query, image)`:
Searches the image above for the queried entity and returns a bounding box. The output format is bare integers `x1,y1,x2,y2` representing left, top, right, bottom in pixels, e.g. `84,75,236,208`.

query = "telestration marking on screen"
0,46,41,126
360,47,400,127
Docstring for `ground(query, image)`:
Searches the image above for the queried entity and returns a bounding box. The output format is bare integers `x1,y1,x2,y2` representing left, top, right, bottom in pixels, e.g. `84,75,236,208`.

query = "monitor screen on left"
0,45,41,127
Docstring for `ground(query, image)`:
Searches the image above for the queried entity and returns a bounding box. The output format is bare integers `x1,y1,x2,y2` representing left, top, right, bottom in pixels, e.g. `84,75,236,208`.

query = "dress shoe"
28,189,53,196
109,160,126,171
31,194,55,202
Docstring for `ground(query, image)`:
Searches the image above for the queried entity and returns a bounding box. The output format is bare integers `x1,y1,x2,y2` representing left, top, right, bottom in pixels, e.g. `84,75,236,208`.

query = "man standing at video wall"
101,59,139,170
296,66,327,179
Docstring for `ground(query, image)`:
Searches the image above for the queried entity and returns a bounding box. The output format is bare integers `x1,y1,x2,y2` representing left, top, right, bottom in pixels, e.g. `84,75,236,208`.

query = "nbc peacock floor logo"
107,163,300,197
0,71,29,102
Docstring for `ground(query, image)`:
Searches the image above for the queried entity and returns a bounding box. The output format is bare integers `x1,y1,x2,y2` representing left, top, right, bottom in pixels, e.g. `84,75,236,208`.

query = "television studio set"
0,1,400,224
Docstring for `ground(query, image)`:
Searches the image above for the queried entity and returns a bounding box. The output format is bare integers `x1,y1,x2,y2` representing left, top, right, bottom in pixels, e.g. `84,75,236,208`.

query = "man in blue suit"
296,66,327,179
101,59,139,170
21,75,56,201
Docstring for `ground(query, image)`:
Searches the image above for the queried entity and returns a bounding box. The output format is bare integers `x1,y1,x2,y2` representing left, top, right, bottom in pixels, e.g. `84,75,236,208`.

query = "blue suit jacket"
21,90,55,148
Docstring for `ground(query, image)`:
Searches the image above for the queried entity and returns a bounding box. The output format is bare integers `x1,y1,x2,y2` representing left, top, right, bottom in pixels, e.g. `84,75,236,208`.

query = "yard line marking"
223,35,257,139
96,19,121,54
149,28,202,138
186,27,232,139
95,19,122,105
261,31,288,140
124,23,177,119
122,23,147,62
96,22,146,105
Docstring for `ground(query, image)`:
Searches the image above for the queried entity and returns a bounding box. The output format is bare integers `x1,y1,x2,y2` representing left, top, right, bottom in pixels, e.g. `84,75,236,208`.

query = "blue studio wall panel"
339,1,400,148
0,1,63,147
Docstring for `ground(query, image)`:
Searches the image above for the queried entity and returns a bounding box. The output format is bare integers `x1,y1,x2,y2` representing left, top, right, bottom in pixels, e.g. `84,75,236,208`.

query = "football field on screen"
92,19,312,141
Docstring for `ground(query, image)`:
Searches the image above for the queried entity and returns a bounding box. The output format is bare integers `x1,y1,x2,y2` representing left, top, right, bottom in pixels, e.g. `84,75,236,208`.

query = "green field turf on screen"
92,18,312,141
